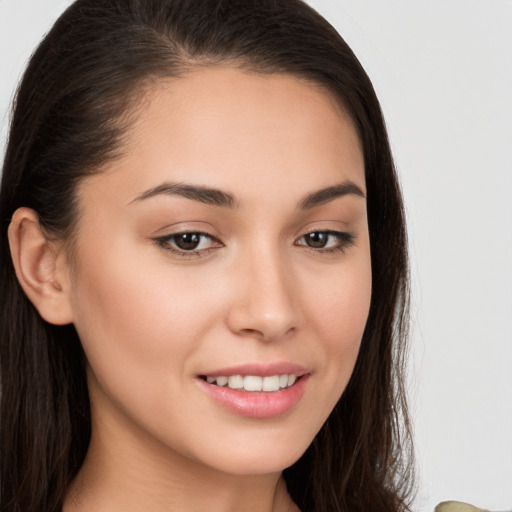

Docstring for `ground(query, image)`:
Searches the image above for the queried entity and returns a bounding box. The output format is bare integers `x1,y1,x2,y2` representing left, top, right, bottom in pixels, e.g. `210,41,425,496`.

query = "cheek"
68,241,223,394
306,245,371,338
302,251,372,401
322,270,371,350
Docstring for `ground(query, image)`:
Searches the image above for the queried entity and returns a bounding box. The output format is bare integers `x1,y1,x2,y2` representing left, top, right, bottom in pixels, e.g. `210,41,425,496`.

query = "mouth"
200,374,299,392
197,365,310,418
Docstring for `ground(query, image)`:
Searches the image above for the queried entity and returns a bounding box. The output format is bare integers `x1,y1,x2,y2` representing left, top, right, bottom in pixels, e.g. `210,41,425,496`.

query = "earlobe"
8,207,74,325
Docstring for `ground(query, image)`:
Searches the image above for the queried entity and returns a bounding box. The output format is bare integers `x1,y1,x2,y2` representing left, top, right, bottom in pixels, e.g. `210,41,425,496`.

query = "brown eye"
296,230,355,252
304,232,329,248
155,231,220,255
173,233,202,250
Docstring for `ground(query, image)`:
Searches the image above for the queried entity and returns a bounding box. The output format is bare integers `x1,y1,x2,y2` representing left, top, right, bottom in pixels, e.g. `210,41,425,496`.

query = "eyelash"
154,229,355,258
154,232,222,258
296,230,355,253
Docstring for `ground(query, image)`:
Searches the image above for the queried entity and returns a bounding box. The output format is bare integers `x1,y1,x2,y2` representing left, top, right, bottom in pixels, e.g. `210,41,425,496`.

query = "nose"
225,247,300,342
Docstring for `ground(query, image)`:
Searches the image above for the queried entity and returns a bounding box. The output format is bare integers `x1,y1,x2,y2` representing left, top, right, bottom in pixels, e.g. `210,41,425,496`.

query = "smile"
203,374,298,392
197,366,309,418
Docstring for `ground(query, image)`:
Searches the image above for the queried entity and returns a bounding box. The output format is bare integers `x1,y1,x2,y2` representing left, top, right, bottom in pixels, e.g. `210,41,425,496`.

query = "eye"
296,230,355,252
154,231,221,255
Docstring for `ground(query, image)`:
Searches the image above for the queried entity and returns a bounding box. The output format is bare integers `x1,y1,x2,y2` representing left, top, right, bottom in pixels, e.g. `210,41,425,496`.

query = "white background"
1,1,511,511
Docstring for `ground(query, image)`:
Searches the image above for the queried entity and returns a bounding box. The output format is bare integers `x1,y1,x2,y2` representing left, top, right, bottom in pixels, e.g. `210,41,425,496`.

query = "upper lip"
201,362,310,378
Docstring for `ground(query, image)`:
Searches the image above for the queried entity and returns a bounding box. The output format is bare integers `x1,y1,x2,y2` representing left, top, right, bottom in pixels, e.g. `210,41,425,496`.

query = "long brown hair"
0,1,414,511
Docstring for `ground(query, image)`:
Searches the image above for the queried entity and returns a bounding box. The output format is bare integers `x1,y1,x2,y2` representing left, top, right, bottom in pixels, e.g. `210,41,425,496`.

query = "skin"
10,68,371,511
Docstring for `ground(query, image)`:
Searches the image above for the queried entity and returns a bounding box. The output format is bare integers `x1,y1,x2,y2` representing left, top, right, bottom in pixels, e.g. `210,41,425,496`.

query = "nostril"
238,325,295,342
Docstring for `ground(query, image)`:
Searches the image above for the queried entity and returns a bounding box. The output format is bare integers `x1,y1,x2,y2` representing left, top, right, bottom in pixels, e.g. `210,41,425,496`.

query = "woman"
0,1,413,511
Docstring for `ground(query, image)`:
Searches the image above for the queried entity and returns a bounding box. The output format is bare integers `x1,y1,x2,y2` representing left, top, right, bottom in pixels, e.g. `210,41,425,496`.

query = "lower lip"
197,375,309,418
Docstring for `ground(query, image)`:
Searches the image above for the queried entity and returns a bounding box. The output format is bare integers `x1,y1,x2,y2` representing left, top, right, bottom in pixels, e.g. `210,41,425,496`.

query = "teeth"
262,375,280,392
243,375,262,391
216,376,228,387
205,374,299,391
228,375,243,389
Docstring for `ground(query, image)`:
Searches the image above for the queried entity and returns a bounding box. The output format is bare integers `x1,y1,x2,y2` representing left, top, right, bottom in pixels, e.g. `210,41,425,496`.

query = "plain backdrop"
1,1,511,511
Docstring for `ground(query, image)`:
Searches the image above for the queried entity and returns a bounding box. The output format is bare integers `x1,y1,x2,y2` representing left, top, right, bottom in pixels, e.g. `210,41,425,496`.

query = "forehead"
84,67,365,206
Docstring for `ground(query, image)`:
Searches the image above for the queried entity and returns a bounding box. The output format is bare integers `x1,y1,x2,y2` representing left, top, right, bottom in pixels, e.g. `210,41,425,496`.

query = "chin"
188,430,313,476
211,451,304,476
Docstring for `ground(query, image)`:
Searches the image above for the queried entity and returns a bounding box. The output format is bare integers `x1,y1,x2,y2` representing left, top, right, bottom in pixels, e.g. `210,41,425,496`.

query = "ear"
8,207,74,325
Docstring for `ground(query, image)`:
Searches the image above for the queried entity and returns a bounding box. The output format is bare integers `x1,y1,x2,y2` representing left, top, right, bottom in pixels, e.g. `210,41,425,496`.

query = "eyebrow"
131,182,238,208
131,179,365,209
299,181,365,209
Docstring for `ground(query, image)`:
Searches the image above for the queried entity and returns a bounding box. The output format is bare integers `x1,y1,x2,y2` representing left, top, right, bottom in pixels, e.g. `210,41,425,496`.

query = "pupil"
175,233,201,250
306,232,327,248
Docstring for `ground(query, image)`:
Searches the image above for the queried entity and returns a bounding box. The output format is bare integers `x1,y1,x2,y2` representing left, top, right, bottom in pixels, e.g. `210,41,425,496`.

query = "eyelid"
153,230,224,258
295,229,356,252
152,225,355,258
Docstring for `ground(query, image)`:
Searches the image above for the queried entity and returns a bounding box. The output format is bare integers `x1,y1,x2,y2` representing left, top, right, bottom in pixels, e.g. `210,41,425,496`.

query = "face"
66,68,371,476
